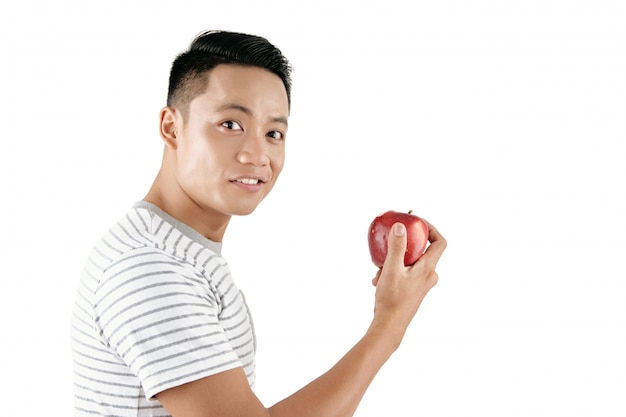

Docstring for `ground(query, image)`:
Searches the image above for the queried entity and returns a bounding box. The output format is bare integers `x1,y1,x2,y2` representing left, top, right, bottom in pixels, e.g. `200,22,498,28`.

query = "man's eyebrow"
217,103,253,115
272,115,289,127
216,103,288,127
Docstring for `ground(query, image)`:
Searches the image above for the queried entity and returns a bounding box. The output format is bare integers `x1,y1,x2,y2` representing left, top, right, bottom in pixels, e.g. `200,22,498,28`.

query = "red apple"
368,210,429,268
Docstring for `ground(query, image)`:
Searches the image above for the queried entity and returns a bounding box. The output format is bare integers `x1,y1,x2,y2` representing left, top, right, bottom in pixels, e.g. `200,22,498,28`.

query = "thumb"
383,222,407,268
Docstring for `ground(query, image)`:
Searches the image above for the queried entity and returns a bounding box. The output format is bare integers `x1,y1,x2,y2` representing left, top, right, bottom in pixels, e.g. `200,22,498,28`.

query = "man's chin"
228,193,270,216
231,203,261,217
233,209,255,216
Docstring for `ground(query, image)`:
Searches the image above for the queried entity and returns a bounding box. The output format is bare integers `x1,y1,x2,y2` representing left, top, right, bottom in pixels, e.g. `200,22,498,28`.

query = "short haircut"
167,30,293,117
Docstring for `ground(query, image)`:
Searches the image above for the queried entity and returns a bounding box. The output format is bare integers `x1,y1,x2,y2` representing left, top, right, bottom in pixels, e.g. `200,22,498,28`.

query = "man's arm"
157,221,446,417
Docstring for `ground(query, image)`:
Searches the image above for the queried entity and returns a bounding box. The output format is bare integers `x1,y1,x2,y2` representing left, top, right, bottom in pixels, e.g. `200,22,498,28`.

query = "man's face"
171,64,289,218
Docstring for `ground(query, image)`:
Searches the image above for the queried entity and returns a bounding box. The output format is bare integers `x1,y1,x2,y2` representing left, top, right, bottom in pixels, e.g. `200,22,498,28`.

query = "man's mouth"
233,178,262,185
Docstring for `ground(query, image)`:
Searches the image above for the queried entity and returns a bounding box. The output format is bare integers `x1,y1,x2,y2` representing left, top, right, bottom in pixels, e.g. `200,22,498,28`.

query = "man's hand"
371,220,447,347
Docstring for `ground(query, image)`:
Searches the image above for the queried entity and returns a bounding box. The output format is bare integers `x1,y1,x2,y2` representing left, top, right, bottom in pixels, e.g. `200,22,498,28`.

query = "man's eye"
222,120,242,130
268,131,284,140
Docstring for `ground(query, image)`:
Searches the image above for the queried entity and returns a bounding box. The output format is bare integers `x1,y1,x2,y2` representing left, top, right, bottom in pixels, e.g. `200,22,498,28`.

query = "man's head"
167,30,293,118
147,30,293,241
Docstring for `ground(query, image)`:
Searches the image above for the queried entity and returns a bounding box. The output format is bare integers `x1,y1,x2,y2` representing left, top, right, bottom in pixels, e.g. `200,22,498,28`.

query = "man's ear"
159,106,180,149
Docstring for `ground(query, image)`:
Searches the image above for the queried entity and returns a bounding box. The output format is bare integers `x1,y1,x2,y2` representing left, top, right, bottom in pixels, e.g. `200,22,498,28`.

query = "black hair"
167,30,293,115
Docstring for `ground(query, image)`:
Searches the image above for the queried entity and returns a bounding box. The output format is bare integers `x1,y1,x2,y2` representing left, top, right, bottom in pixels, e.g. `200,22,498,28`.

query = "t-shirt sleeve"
93,248,242,400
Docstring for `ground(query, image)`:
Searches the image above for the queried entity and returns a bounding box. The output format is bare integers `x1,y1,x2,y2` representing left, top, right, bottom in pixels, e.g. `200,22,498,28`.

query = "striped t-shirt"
71,201,256,416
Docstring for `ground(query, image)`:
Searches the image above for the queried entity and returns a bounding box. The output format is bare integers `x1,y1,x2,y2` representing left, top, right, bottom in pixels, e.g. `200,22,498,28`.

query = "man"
71,30,447,417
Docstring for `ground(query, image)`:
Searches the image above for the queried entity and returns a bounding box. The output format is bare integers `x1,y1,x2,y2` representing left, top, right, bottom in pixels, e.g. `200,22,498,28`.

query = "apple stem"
408,210,413,214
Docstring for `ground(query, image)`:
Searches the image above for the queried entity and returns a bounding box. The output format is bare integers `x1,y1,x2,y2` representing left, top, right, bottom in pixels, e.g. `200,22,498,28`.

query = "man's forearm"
268,321,401,417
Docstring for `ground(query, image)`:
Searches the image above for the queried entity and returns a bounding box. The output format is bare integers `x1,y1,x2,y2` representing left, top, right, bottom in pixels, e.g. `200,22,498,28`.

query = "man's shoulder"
82,201,228,292
102,202,225,275
92,203,158,260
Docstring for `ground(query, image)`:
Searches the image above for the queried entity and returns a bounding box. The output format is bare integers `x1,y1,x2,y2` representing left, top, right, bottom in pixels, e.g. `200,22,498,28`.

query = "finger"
416,220,447,267
382,222,408,270
372,269,382,286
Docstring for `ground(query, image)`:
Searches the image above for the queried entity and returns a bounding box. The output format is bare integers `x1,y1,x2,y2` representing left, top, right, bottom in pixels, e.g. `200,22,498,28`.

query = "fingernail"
393,223,406,236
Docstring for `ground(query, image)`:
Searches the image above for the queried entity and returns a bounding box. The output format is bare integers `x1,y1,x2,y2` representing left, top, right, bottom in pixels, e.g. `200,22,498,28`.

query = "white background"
1,0,625,416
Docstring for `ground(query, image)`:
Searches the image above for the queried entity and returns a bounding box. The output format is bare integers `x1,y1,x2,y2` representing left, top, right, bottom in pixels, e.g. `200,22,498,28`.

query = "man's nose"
237,131,270,166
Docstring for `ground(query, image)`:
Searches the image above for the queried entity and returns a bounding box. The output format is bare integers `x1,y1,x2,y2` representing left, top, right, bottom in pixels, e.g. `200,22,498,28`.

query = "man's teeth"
236,178,260,185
